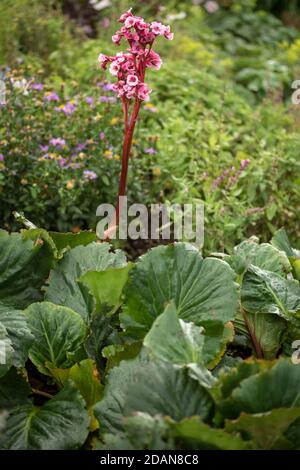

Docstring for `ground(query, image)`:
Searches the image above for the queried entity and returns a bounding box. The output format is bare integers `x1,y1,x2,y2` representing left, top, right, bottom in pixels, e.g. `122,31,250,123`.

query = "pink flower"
135,18,148,30
109,61,120,76
164,26,174,40
127,74,139,86
146,50,162,70
151,21,166,35
124,16,136,29
137,83,151,101
112,34,121,44
118,8,133,23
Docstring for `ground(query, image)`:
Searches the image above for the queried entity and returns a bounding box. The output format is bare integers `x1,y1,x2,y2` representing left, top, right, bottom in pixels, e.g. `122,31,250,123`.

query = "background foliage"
0,0,300,252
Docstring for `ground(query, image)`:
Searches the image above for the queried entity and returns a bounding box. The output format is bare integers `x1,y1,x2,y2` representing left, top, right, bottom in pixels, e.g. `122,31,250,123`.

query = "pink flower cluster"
98,9,173,102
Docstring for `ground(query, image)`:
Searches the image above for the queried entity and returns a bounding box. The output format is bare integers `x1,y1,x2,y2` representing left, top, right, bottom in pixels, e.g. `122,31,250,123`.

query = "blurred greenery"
0,0,300,252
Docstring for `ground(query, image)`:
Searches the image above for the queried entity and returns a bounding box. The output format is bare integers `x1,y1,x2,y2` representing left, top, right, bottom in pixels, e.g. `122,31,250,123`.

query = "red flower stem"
115,98,141,226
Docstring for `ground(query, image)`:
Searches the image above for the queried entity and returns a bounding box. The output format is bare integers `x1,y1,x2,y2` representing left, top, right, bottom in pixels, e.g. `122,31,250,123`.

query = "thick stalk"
240,303,264,359
115,99,141,222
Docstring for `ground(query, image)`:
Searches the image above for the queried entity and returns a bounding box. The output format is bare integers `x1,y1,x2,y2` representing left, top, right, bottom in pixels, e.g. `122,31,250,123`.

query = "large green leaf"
121,243,238,338
94,352,149,434
143,302,216,387
97,413,172,450
271,228,300,281
79,264,132,312
124,361,215,423
225,408,300,450
1,382,89,450
48,359,103,408
49,231,97,252
45,243,127,321
230,237,291,276
241,265,300,317
25,302,87,375
144,302,206,366
219,359,300,420
0,230,54,309
170,416,252,450
0,306,33,367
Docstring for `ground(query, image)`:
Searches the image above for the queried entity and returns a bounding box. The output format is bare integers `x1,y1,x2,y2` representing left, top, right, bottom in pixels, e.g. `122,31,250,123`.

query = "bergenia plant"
98,9,173,236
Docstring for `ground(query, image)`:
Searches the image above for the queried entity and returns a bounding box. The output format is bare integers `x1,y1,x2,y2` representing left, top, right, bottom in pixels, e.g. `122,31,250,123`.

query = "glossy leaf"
1,382,89,450
0,306,33,367
25,302,87,375
45,243,126,321
121,243,238,338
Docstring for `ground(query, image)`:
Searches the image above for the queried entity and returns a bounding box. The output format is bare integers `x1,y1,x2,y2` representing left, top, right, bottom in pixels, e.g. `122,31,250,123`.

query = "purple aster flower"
144,147,157,155
76,143,86,152
50,138,66,147
85,97,94,106
83,170,97,181
99,132,105,140
31,82,44,91
0,154,4,161
44,92,60,102
102,83,114,92
40,145,49,152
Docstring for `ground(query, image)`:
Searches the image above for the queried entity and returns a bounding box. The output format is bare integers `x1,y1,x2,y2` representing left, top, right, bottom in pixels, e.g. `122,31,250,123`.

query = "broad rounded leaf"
230,238,291,275
220,359,300,420
225,408,300,450
121,243,238,338
45,243,126,321
1,382,89,450
25,302,87,375
94,352,149,434
124,361,215,423
0,306,33,367
0,230,54,309
242,265,300,317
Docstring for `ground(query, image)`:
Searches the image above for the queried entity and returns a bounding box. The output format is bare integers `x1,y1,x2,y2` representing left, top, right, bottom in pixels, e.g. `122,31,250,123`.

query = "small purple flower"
55,102,77,116
71,163,81,169
58,157,68,168
76,143,86,152
44,92,60,102
50,138,66,147
102,83,114,92
0,154,4,161
41,153,50,160
40,145,49,152
83,170,97,181
99,132,105,140
31,82,44,91
144,147,157,155
85,97,94,106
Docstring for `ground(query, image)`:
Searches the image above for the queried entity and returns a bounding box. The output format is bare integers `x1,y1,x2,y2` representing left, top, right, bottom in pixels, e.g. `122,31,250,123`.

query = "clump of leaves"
0,226,299,450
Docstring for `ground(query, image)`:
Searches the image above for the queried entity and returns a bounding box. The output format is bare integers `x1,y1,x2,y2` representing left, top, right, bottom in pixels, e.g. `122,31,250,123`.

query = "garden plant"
0,0,300,454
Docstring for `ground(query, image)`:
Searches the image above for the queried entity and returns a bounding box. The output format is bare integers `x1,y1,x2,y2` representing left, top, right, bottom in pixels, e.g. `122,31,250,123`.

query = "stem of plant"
105,98,141,238
240,303,264,359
